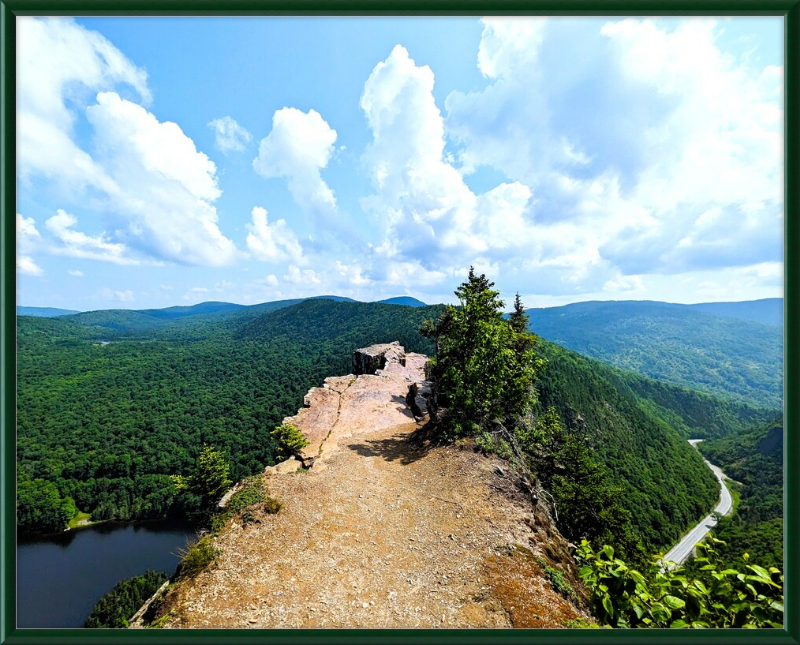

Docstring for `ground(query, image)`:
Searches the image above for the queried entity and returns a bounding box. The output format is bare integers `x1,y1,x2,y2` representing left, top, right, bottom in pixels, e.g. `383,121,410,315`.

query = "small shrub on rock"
271,423,309,460
175,536,220,580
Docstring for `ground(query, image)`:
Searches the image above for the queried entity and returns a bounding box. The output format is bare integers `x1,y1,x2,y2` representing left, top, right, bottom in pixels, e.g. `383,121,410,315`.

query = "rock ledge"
279,342,430,470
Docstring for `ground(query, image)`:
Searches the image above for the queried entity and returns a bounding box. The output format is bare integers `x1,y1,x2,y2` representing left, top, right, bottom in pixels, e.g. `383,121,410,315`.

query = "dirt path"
160,346,587,629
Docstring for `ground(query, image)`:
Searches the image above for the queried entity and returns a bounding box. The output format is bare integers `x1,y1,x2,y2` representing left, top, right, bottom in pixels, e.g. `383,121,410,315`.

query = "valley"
15,293,784,629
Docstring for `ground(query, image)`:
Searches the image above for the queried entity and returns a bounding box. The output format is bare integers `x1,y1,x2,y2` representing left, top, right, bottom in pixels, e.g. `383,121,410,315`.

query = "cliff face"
152,343,588,628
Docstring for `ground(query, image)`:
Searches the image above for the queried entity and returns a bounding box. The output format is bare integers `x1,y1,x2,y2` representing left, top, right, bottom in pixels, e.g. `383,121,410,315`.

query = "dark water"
17,519,196,628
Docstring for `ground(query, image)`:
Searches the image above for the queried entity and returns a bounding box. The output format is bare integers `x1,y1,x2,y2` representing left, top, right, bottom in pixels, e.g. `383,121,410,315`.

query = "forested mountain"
16,301,441,532
55,295,427,335
138,301,245,319
599,365,777,440
697,419,784,568
17,306,81,317
17,298,759,552
534,343,719,549
526,300,783,409
377,297,427,307
686,298,782,327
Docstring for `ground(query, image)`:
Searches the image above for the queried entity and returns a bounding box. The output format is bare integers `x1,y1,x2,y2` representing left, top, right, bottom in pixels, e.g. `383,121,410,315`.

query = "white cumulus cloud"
17,256,43,277
45,210,141,265
283,265,321,285
208,116,252,153
245,206,304,264
99,287,135,302
444,17,783,290
17,214,43,276
360,45,535,281
17,17,149,193
17,18,239,268
17,213,44,277
85,92,238,266
253,108,338,216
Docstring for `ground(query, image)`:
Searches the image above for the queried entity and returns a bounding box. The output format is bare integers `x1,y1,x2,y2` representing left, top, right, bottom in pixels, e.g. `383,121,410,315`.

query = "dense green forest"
16,301,441,531
697,419,784,569
84,570,167,628
17,297,768,553
534,342,720,549
526,300,783,409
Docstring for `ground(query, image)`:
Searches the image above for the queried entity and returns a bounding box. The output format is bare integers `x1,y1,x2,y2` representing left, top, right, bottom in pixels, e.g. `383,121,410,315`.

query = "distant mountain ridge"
528,297,782,326
376,296,427,307
526,299,782,409
17,306,80,317
684,298,782,326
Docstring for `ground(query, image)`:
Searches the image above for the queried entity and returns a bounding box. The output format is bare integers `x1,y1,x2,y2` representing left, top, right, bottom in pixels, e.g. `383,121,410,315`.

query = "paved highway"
662,439,733,568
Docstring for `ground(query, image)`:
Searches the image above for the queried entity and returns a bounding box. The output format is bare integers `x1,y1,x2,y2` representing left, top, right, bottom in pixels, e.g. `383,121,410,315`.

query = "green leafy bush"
475,432,513,460
576,538,783,628
208,474,281,532
271,423,309,460
225,476,265,514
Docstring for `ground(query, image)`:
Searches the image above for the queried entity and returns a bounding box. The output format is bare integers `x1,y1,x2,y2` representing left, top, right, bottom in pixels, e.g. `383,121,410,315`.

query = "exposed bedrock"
282,342,430,470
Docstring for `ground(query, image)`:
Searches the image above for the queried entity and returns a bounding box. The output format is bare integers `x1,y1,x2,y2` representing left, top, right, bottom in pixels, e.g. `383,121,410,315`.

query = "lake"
17,519,196,628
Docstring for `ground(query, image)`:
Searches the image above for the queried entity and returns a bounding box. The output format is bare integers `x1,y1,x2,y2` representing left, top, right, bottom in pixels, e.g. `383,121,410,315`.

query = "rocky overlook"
152,343,588,628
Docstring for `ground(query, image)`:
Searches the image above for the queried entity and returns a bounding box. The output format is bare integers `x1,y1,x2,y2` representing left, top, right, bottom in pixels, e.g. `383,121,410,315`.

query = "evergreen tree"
423,268,543,437
508,293,528,333
504,293,545,426
171,445,232,511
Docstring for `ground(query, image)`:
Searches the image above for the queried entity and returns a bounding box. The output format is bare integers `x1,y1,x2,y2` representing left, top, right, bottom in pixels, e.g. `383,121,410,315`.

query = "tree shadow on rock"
346,433,429,466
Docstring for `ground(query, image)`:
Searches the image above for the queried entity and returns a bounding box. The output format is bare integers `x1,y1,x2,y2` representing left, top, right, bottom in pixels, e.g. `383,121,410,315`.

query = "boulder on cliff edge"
352,341,405,375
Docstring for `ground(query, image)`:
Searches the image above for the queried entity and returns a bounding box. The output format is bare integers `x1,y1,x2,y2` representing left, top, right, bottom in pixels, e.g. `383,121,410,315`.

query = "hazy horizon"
16,293,785,315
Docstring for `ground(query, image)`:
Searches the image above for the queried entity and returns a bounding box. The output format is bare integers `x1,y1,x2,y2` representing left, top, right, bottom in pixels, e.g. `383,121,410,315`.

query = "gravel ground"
159,422,588,628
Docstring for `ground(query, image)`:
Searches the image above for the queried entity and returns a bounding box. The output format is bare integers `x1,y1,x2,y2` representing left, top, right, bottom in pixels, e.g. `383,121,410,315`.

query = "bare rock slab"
284,343,428,469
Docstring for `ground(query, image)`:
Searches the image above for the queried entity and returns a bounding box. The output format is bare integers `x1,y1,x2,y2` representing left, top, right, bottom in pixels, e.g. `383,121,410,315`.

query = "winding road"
662,439,733,567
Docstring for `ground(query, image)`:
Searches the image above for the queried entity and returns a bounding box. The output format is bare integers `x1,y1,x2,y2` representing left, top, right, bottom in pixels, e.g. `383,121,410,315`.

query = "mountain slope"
527,300,783,409
534,342,719,549
602,366,777,440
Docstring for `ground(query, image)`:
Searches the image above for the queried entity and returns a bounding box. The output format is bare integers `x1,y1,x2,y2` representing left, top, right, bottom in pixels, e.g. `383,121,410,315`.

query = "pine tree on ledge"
421,268,545,438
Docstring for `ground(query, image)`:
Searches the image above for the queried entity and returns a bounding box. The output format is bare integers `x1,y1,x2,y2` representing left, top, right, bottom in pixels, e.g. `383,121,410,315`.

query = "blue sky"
16,16,784,311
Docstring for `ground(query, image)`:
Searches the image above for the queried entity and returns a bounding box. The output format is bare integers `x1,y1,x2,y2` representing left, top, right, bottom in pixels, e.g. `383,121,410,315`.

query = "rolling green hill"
377,296,427,307
17,299,755,551
138,301,244,319
527,300,783,409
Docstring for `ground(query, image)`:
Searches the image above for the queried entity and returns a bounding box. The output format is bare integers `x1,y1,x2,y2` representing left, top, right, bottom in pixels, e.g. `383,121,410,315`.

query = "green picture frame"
2,3,797,643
